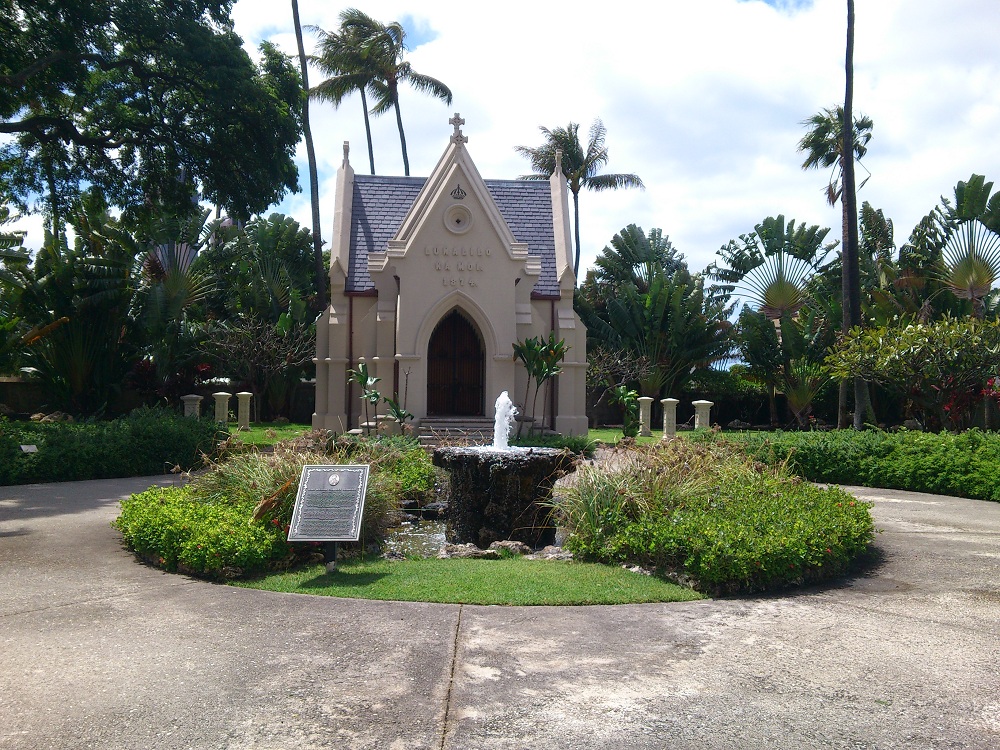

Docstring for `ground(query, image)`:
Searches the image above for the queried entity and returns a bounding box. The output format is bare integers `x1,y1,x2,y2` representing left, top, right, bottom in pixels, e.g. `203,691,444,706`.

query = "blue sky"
10,0,1000,281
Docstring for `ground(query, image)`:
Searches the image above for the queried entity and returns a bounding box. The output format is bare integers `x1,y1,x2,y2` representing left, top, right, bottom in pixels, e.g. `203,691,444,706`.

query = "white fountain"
432,392,575,548
492,391,517,450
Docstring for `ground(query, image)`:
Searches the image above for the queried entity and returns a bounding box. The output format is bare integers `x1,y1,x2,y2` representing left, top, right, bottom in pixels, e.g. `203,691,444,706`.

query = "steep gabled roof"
346,175,559,298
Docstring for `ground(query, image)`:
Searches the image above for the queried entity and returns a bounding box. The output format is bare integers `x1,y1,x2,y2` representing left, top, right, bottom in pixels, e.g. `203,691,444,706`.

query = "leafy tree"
2,2,303,223
194,214,320,419
517,120,644,277
12,194,142,414
318,9,452,177
194,213,318,323
826,317,1000,431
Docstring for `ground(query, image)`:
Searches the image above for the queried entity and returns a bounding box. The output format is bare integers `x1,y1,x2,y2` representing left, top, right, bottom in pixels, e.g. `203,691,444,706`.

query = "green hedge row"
708,429,1000,502
0,407,223,485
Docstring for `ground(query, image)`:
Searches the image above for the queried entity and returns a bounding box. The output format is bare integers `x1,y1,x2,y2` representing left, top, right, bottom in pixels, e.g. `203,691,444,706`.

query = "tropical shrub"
825,316,1000,430
551,441,874,595
0,407,222,485
114,436,435,579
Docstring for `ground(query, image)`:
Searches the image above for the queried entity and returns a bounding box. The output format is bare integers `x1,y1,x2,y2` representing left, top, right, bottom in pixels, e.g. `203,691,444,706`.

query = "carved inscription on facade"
424,246,491,288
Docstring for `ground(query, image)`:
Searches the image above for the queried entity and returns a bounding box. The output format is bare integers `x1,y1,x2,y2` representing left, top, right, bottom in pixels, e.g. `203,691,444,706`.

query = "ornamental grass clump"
551,440,874,595
115,435,435,579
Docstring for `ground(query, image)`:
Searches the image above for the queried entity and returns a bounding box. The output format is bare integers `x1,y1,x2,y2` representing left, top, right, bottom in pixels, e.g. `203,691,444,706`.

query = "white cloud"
10,0,1000,280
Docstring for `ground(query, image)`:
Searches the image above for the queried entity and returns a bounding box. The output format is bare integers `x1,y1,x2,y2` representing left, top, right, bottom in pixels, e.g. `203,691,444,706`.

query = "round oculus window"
444,204,473,235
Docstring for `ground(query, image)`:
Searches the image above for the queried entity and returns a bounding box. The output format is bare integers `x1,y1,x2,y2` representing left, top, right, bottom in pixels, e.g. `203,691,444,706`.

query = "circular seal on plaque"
328,473,341,487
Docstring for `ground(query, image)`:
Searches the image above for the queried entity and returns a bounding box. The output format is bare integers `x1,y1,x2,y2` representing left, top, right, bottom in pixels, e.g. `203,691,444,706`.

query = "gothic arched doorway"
427,309,485,416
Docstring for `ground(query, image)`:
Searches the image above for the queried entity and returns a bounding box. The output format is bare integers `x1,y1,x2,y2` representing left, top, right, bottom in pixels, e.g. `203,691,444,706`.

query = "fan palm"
592,224,684,295
938,174,1000,318
516,119,644,278
709,215,833,320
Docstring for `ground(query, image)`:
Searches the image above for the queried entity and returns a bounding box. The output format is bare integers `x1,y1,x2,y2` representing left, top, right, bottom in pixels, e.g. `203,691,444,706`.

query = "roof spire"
554,149,563,175
342,141,350,168
449,112,468,145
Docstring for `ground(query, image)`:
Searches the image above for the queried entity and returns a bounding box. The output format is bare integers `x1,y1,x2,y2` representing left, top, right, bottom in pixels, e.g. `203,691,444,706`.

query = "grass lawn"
235,556,704,606
226,422,313,446
587,427,666,446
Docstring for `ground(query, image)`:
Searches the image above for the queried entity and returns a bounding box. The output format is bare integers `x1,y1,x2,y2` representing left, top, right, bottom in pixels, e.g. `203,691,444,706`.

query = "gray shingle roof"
346,175,561,298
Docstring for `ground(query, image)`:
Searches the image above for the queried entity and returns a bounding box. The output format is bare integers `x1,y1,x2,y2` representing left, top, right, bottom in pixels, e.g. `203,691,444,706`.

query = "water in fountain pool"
385,519,447,557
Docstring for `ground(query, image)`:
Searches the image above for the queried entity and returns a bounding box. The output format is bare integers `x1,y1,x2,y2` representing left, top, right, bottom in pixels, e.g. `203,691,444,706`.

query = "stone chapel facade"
312,115,588,436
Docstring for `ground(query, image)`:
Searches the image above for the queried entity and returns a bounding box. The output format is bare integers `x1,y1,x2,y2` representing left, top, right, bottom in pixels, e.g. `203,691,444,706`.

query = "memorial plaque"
287,465,369,542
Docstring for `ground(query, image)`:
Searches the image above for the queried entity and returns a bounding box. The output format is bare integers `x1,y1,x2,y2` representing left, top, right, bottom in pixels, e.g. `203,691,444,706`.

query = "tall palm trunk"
359,89,375,174
843,0,870,429
572,190,581,278
388,81,410,176
291,0,326,310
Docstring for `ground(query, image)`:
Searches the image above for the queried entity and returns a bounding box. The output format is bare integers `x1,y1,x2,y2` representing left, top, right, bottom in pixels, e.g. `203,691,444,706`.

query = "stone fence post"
181,394,203,418
692,399,714,430
237,392,253,430
660,398,679,439
637,397,654,437
212,392,231,424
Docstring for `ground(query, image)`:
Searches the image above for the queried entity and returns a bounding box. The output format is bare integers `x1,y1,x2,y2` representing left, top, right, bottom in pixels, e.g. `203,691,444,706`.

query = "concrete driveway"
1,476,998,749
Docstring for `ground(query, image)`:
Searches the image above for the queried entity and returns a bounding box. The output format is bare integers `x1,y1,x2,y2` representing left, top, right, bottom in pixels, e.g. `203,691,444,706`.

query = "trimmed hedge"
0,407,223,485
708,428,1000,502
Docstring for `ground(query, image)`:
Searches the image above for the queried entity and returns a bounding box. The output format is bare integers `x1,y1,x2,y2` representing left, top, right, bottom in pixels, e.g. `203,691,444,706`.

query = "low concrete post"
637,397,654,437
237,392,253,430
181,394,203,418
692,399,714,430
212,392,231,424
661,398,679,439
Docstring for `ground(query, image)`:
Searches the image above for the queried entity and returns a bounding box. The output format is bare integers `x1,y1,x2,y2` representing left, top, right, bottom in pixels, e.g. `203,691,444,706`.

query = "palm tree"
290,0,325,310
798,106,872,209
516,119,644,278
798,96,873,428
330,9,452,177
310,14,380,175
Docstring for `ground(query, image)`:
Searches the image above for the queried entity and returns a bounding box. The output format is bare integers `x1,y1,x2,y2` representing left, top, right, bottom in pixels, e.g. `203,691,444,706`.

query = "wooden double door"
426,309,484,416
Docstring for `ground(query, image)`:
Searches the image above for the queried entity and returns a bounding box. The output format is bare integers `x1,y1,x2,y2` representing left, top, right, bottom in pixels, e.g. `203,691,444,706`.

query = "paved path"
1,477,998,749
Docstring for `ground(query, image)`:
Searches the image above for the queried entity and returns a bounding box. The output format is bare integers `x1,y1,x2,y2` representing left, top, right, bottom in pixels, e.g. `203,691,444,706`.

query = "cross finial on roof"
449,112,468,145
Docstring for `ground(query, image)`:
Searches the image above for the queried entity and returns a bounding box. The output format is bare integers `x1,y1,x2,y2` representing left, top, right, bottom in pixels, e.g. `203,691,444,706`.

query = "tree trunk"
843,0,870,430
392,86,410,176
572,189,581,278
291,0,326,310
359,89,375,175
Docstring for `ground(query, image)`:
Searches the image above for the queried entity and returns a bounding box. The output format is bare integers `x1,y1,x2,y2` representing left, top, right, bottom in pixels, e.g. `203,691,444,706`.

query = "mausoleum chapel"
312,114,588,436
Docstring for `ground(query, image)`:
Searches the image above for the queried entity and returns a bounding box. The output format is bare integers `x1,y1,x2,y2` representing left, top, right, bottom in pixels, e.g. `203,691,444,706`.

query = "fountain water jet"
432,392,575,548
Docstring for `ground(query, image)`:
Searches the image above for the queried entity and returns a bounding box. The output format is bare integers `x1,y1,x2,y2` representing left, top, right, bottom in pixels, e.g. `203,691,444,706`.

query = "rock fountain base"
432,445,575,548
